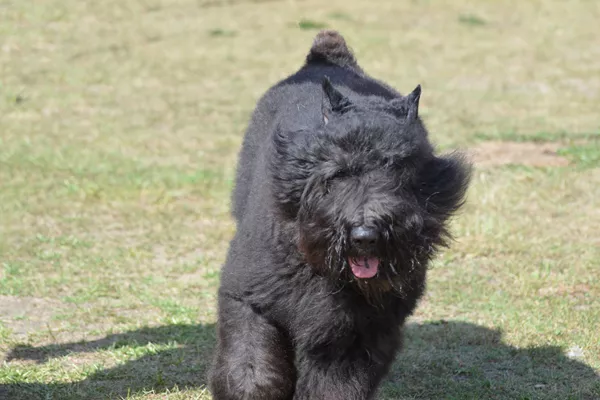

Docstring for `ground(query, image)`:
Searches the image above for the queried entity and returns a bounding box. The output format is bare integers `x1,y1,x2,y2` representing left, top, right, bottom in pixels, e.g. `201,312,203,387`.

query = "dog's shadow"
1,323,216,400
2,321,598,399
385,321,599,399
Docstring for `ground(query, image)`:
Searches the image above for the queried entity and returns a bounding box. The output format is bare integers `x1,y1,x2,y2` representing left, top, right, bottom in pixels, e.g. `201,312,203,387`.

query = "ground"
0,0,599,399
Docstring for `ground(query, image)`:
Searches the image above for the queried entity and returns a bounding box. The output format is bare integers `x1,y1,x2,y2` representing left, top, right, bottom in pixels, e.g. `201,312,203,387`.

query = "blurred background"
1,1,599,399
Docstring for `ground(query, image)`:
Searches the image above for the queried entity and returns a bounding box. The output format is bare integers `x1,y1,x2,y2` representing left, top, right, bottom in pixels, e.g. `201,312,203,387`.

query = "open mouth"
348,257,380,279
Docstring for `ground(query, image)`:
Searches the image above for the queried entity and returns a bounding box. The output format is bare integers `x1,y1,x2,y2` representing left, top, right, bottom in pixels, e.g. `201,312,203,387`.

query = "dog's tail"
306,30,360,70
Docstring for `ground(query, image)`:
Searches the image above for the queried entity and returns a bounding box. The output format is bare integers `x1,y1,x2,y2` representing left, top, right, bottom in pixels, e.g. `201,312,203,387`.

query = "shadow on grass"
2,321,599,399
1,323,216,400
384,321,600,400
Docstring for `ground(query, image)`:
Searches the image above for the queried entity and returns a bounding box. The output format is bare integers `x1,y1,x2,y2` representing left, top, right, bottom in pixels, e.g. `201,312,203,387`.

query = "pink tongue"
349,257,379,279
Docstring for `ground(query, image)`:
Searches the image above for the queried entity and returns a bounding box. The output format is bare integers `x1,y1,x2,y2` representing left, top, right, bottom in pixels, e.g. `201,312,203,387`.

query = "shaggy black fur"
209,30,471,400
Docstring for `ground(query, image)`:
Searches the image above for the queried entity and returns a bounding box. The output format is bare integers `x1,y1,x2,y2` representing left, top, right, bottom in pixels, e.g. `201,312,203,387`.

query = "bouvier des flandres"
209,30,471,400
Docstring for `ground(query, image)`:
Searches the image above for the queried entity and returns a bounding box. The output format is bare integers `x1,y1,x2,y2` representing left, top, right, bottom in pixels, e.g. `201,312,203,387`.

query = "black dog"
209,30,471,400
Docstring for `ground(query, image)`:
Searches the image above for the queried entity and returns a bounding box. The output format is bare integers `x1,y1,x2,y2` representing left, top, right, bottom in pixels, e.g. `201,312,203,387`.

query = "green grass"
474,130,600,144
558,142,600,169
458,14,487,26
1,0,599,399
297,18,329,30
208,29,237,37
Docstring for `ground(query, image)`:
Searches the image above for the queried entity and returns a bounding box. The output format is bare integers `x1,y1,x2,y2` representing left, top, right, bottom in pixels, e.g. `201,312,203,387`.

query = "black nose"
350,226,379,247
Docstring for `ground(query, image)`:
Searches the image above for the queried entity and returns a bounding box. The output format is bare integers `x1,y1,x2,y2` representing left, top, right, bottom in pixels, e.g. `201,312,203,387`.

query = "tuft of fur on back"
306,30,361,71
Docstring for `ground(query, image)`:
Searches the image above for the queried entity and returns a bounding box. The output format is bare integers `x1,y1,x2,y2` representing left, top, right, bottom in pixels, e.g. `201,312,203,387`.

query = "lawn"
1,0,599,399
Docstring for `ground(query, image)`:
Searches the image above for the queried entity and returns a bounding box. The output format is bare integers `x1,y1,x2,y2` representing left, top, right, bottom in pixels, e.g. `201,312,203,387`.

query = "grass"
474,130,600,144
558,142,600,169
458,14,487,26
297,18,329,30
0,0,599,399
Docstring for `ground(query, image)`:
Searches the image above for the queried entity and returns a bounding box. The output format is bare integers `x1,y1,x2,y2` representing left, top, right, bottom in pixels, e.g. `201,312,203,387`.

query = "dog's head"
271,79,471,299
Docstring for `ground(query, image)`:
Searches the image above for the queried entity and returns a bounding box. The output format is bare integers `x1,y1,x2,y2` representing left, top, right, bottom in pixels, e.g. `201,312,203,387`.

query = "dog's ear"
390,84,421,122
418,152,471,220
271,128,317,218
406,84,421,122
322,77,353,124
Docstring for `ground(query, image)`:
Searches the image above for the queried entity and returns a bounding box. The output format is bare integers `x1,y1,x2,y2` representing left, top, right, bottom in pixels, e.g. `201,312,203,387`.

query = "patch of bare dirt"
0,295,72,337
538,283,591,298
469,141,569,167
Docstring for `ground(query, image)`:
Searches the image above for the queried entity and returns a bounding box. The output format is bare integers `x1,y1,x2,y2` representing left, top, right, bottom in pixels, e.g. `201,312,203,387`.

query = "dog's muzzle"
348,226,381,279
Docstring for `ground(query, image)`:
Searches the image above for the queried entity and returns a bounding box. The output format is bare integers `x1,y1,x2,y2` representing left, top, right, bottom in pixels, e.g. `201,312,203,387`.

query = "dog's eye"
329,169,351,184
381,155,401,169
331,170,346,180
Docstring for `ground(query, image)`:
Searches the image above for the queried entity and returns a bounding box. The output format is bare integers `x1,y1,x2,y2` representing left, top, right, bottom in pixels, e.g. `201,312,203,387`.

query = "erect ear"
390,84,421,122
406,84,421,122
322,77,353,124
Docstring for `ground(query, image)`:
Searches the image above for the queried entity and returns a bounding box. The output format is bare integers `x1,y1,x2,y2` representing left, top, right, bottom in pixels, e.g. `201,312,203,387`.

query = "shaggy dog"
209,30,471,400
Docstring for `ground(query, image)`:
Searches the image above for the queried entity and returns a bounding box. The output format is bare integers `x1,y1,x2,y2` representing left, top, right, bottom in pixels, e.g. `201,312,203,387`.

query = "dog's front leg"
292,350,389,400
209,295,296,400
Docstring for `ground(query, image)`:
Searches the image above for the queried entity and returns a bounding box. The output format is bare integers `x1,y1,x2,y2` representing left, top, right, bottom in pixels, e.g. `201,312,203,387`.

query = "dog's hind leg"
209,295,296,400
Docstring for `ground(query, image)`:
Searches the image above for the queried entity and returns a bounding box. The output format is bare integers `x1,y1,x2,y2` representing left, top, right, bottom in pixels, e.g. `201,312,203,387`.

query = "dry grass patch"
469,141,569,167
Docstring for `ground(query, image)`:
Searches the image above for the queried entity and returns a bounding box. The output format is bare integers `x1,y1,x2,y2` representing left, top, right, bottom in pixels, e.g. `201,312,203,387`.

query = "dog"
209,30,471,400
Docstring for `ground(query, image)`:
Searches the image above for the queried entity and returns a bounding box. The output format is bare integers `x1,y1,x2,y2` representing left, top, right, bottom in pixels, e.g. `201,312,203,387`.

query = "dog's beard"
299,228,427,305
